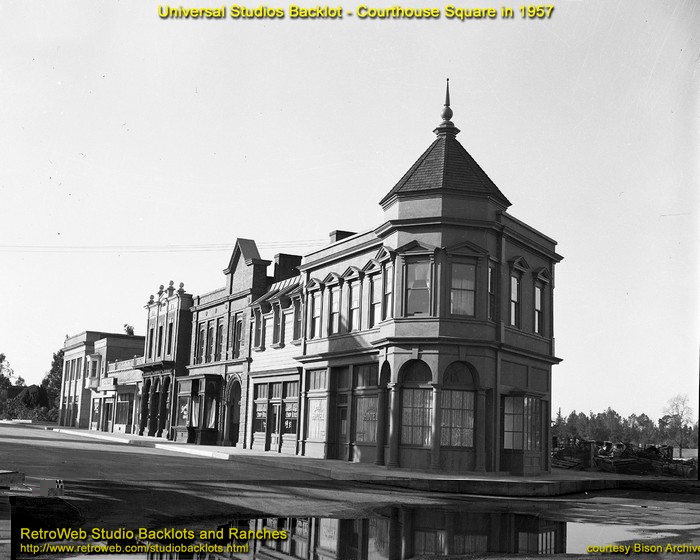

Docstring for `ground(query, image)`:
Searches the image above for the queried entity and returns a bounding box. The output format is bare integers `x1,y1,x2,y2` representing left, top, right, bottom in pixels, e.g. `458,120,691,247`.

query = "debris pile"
553,441,698,478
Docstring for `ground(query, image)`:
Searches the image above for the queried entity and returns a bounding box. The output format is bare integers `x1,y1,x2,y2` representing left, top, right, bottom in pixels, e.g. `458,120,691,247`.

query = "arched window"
441,362,477,448
400,360,433,447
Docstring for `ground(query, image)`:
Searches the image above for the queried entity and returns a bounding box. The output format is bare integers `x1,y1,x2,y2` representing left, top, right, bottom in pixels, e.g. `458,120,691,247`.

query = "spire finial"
441,78,453,122
434,78,459,137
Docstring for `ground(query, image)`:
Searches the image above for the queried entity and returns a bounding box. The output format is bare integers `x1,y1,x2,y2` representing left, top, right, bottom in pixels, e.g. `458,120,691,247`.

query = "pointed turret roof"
379,80,511,208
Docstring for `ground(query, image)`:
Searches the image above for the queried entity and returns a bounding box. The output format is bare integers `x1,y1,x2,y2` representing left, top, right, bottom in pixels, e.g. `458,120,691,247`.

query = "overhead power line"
0,240,329,254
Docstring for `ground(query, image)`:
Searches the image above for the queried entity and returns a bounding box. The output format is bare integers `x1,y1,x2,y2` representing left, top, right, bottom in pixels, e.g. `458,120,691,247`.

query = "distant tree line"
0,349,63,422
553,395,699,455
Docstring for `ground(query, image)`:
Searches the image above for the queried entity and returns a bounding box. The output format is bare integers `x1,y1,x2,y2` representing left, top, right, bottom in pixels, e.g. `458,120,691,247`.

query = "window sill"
252,346,265,352
290,339,302,346
270,342,285,349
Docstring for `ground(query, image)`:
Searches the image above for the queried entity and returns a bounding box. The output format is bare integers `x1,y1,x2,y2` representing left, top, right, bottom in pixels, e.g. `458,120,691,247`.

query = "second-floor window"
383,265,393,320
406,261,431,315
272,304,284,345
293,299,303,340
233,316,243,358
348,283,360,332
488,265,496,321
197,324,205,363
310,291,322,338
450,263,476,316
535,284,544,335
206,323,214,362
215,319,223,361
510,275,521,328
369,275,382,328
157,325,163,357
328,286,340,335
254,309,263,348
166,322,174,355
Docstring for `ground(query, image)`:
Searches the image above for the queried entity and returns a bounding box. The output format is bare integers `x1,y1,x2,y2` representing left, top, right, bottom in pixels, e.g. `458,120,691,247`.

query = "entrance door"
336,405,350,461
103,401,114,433
269,403,282,452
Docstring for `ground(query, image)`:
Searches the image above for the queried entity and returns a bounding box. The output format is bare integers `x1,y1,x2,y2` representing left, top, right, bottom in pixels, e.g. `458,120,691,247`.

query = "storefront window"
440,390,475,447
283,402,298,434
355,396,378,443
176,395,190,426
307,398,327,440
401,388,432,446
254,403,267,433
503,396,541,451
115,394,133,425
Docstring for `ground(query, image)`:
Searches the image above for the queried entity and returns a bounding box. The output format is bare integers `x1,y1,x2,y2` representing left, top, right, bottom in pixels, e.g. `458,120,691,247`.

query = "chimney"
274,254,302,282
329,230,356,244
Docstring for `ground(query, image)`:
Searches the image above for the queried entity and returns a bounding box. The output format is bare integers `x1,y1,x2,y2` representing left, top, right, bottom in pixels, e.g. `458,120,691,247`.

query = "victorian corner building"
58,90,562,475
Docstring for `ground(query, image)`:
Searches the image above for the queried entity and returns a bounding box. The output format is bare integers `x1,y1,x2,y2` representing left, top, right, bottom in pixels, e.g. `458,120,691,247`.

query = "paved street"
0,424,320,482
4,423,700,559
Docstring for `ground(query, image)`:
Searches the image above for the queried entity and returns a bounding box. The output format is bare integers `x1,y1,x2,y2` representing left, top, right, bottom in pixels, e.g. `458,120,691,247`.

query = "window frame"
503,395,542,451
404,259,432,316
488,264,497,321
449,261,477,317
310,290,322,339
382,264,394,321
509,274,521,328
347,281,360,332
328,284,341,336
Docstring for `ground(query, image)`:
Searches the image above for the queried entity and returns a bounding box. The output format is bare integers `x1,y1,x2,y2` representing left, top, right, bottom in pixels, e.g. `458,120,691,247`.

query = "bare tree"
660,394,694,458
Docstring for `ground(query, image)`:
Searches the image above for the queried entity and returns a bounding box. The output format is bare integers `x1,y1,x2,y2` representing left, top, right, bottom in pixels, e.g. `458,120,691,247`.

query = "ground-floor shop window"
440,390,475,447
414,530,445,556
355,395,378,443
176,395,190,426
91,400,101,426
115,394,133,425
401,388,432,446
254,402,267,433
283,402,298,434
503,396,541,451
307,398,327,440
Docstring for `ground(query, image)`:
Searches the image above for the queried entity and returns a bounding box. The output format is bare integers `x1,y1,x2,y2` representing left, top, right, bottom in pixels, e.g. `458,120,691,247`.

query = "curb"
47,428,630,497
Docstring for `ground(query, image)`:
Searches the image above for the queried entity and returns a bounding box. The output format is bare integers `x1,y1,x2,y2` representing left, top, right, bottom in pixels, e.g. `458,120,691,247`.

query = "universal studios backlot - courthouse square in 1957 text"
157,4,555,20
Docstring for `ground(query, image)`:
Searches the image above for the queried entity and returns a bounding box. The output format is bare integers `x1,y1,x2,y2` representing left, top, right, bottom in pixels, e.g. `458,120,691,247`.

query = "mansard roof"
379,83,512,209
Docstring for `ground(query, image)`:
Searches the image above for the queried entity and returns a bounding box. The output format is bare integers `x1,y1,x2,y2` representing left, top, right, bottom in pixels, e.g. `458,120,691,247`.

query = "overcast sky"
0,0,697,423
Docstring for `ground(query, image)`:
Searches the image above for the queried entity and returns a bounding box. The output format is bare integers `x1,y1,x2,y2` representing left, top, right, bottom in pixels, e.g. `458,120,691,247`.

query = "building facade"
138,281,193,439
59,331,145,429
241,91,562,474
63,90,562,475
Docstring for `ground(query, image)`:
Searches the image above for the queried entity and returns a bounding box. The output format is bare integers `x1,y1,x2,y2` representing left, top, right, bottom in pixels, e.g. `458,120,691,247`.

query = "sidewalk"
19,425,678,497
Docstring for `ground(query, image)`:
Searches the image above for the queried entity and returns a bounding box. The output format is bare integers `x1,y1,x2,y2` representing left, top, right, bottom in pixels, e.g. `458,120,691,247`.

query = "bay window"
450,263,476,316
406,261,431,315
